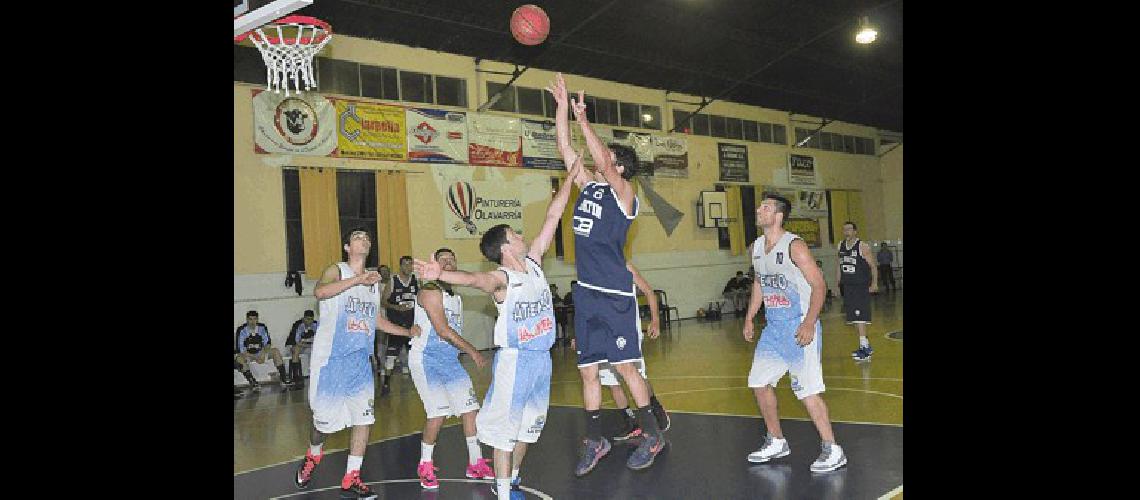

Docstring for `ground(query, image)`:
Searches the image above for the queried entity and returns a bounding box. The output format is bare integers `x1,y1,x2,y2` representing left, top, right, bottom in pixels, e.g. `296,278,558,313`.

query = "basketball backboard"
234,0,314,38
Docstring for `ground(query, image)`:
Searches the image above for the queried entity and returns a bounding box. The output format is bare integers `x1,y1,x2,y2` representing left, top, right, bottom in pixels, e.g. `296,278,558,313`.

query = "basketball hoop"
235,15,332,97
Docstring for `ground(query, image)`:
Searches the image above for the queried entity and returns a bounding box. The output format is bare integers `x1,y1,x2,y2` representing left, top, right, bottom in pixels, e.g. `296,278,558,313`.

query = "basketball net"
235,16,332,97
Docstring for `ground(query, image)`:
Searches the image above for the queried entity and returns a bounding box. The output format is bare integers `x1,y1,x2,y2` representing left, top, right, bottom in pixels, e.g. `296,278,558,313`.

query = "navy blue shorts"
573,283,642,367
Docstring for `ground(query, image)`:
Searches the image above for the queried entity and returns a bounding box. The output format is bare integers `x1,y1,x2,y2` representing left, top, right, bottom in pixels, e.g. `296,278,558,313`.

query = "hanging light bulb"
856,16,878,44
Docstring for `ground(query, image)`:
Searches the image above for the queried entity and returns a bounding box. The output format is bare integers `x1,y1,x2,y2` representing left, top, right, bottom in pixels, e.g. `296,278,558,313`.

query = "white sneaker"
810,442,847,472
747,435,790,463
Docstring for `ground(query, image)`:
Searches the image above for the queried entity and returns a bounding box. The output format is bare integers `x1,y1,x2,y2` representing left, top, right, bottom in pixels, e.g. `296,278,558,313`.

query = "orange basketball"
510,4,550,46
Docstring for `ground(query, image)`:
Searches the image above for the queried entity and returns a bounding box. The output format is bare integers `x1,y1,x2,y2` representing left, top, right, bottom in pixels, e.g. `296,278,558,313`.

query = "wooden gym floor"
235,291,903,499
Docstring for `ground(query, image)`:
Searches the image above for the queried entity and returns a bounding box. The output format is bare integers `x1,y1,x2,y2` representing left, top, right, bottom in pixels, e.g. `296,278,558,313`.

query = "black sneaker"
294,450,322,489
340,470,377,499
380,380,391,396
651,405,671,432
611,418,643,442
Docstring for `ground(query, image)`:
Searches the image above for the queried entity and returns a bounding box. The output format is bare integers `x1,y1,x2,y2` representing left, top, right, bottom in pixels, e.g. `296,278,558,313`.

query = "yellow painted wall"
880,144,903,240
235,35,898,275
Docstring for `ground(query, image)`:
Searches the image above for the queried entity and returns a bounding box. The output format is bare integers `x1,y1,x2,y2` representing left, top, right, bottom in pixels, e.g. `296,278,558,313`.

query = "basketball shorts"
841,283,872,324
748,319,825,400
573,283,642,368
409,349,479,418
308,349,375,433
477,348,551,452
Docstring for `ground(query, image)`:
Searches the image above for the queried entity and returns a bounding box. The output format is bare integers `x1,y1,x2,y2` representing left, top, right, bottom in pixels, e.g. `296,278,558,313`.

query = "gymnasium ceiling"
295,0,903,133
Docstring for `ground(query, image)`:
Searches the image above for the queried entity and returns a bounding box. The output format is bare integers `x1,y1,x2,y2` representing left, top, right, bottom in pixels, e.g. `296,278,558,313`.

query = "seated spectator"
284,310,318,390
234,354,259,394
234,310,292,388
551,284,568,344
723,271,751,314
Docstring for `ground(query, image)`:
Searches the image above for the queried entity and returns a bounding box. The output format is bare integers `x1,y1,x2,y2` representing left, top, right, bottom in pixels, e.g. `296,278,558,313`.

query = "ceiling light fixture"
856,16,877,44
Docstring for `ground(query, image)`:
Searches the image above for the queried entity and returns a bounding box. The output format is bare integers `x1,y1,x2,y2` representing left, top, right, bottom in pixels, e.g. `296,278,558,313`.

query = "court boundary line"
548,403,903,428
879,484,903,499
265,478,553,500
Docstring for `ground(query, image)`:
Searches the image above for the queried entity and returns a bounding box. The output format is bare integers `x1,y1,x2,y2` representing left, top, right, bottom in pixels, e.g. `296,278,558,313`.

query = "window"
808,131,820,149
861,137,876,155
710,115,727,138
692,113,710,135
742,120,758,142
517,87,545,116
725,117,742,140
234,45,265,85
757,122,773,143
550,177,564,259
620,102,640,127
336,171,379,269
820,132,833,151
282,169,304,272
486,82,517,112
853,135,865,155
773,124,787,144
434,76,467,107
795,128,809,146
360,65,399,101
844,135,856,153
583,95,601,123
672,110,693,133
316,57,361,96
543,91,558,119
640,105,661,130
400,71,432,103
594,97,618,125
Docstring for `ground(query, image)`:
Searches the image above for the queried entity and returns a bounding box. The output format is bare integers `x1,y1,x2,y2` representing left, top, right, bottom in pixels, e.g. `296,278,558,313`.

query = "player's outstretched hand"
472,351,487,369
410,325,422,337
570,90,587,122
544,72,568,107
743,320,755,342
414,255,442,281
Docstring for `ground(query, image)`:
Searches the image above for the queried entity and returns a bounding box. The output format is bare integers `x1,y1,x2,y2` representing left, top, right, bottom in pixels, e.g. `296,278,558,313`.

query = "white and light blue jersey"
411,282,464,359
572,181,638,295
493,257,555,351
752,232,814,323
313,263,382,360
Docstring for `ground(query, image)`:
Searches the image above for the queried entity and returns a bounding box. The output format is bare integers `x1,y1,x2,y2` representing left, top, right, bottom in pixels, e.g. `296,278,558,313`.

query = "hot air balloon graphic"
446,181,478,235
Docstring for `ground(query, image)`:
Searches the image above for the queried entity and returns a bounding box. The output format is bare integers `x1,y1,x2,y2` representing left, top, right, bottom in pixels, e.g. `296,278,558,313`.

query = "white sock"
859,336,870,348
309,443,323,457
346,455,363,474
421,441,435,463
511,468,520,481
497,478,512,500
466,436,481,465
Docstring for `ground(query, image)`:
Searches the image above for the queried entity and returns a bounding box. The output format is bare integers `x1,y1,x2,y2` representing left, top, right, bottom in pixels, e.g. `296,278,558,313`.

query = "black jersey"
387,274,419,327
838,239,872,285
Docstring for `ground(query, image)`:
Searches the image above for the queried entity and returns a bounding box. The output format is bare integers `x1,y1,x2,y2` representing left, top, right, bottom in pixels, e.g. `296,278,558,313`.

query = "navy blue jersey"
387,274,419,327
571,181,638,295
839,239,872,285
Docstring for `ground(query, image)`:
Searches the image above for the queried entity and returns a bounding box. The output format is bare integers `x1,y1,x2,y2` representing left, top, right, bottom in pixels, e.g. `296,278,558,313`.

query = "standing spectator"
876,244,896,293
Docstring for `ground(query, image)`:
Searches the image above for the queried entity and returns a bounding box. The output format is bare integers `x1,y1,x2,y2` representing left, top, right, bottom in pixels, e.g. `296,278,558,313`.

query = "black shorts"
841,284,872,323
385,331,411,354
